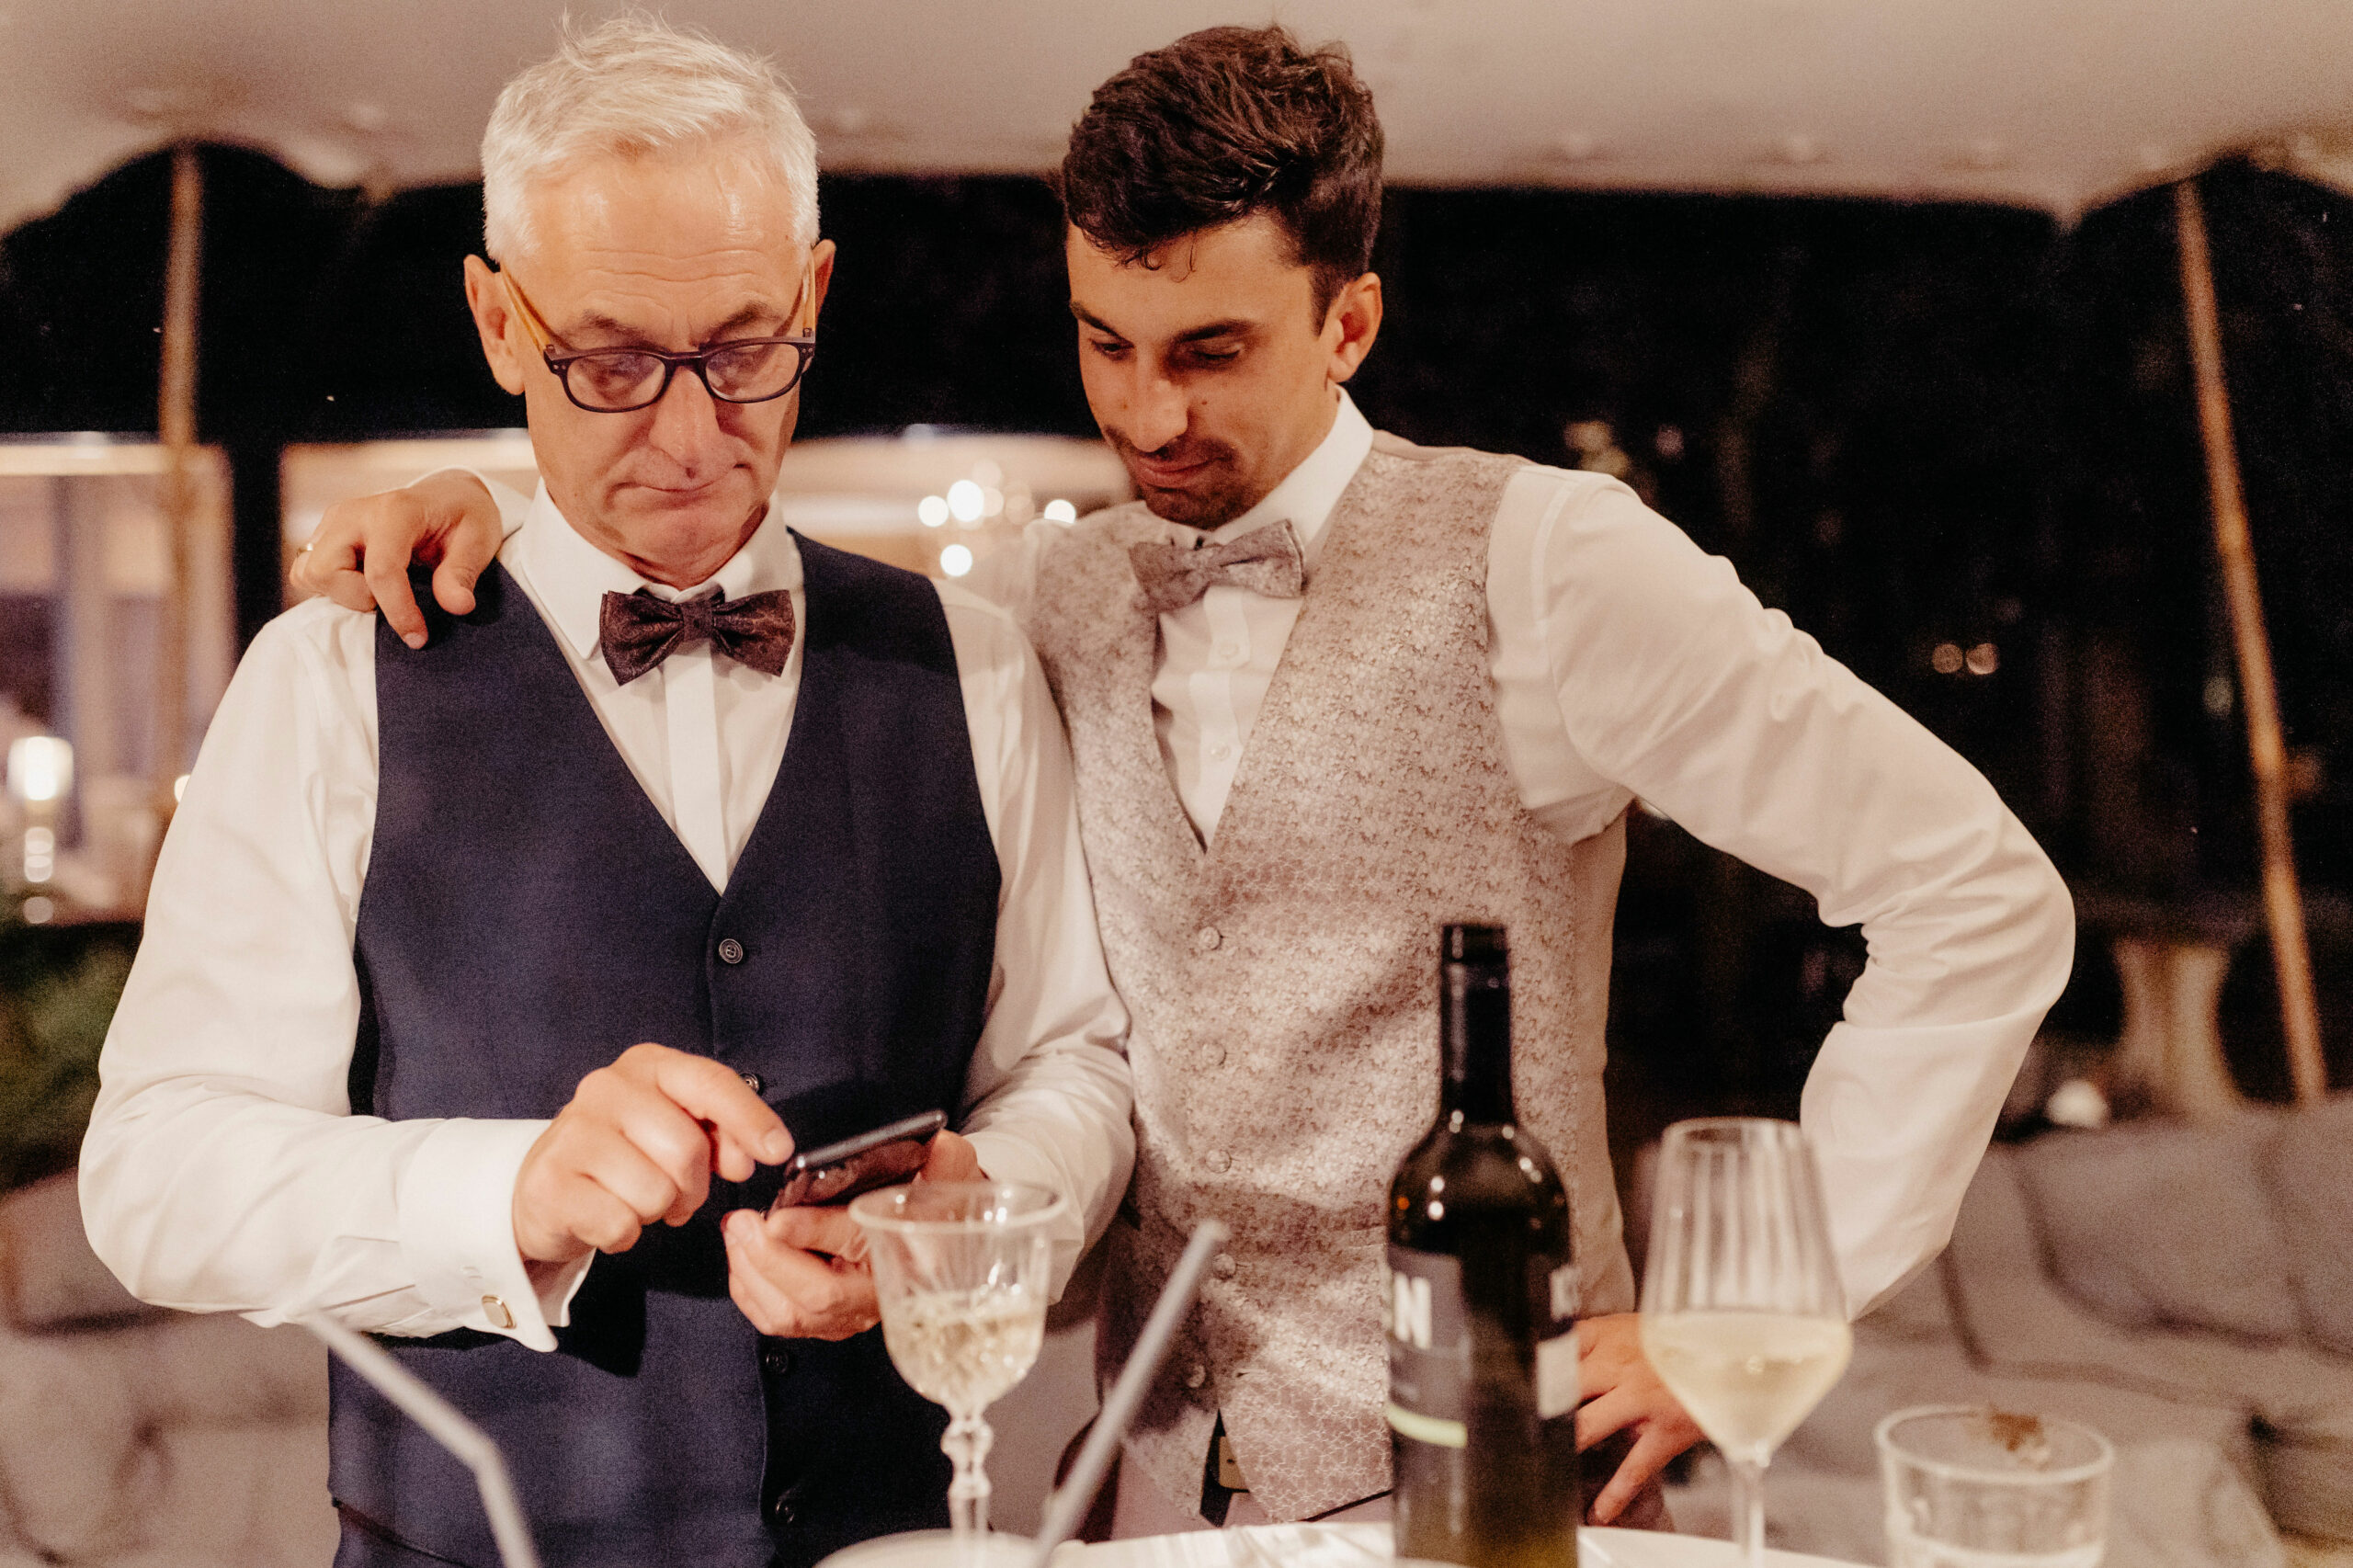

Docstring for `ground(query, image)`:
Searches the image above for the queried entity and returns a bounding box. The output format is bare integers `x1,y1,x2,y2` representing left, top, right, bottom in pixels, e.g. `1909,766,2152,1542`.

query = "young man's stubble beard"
1101,426,1257,530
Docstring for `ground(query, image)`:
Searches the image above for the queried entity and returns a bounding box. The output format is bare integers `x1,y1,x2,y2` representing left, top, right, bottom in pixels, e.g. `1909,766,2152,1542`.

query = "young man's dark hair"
1060,24,1383,318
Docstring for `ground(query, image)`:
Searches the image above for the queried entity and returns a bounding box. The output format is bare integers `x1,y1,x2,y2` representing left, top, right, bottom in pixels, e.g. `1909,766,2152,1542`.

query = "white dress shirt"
976,392,2073,1316
82,489,1134,1352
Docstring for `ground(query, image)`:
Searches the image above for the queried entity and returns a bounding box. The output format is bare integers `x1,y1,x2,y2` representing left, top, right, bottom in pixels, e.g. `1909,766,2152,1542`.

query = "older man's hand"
293,470,507,648
722,1130,986,1340
1576,1312,1706,1523
513,1042,794,1267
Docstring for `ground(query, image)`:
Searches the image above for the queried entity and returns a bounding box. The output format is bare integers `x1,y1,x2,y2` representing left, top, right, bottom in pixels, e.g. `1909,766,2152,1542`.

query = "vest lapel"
1201,458,1381,865
487,560,719,897
717,538,832,894
1105,513,1214,861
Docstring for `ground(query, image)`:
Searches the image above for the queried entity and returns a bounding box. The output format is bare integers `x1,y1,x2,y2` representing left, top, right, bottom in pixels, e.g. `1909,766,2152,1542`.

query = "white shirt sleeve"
937,585,1136,1296
958,518,1063,625
1487,468,2074,1316
77,601,579,1349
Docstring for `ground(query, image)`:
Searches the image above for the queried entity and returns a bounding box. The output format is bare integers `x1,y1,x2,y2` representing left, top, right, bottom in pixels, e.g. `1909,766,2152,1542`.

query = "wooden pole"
153,144,202,841
2173,178,2328,1104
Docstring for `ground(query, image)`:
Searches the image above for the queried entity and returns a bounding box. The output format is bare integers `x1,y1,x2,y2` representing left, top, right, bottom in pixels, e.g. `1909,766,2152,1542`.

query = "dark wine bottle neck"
1440,961,1517,1124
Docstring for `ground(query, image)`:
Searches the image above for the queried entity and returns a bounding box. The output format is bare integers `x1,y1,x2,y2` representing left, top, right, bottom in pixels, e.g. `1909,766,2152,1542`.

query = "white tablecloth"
1074,1521,1863,1568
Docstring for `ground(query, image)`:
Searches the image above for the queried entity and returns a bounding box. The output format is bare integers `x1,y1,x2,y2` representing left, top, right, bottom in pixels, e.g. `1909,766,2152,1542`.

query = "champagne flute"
850,1182,1064,1568
1639,1118,1852,1568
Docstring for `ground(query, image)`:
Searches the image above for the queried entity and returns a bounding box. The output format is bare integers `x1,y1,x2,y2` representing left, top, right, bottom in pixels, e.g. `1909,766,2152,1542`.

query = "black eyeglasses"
497,265,818,413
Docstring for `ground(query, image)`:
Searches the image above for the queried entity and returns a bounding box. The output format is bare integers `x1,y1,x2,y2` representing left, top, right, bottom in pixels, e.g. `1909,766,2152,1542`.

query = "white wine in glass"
1641,1118,1852,1568
851,1182,1064,1568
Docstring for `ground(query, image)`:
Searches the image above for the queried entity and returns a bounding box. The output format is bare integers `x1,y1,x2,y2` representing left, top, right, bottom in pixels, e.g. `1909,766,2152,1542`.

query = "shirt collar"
1195,390,1373,571
504,483,803,662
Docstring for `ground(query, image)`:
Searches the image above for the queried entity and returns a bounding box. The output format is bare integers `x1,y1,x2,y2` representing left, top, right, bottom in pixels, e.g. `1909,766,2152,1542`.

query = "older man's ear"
462,254,531,396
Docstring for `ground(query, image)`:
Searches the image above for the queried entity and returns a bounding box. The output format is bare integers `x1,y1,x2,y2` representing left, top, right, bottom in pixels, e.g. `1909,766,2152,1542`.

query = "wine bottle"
1387,924,1580,1568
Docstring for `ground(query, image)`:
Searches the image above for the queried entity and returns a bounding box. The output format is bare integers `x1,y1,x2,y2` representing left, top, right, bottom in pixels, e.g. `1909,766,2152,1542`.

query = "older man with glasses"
79,19,1133,1568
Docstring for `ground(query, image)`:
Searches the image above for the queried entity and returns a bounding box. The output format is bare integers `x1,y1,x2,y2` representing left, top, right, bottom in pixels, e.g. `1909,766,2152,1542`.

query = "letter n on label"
1393,1272,1432,1350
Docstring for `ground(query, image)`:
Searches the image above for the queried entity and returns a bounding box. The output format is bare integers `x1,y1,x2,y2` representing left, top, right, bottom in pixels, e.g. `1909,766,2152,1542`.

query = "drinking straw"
301,1312,544,1568
1027,1220,1232,1568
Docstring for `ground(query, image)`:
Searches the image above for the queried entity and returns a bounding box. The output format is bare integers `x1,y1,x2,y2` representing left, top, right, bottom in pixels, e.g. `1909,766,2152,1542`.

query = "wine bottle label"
1535,1330,1578,1418
1533,1256,1580,1418
1384,1246,1469,1448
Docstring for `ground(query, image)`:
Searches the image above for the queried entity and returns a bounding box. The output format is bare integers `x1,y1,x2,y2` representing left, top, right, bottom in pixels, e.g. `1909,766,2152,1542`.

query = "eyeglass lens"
565,340,808,411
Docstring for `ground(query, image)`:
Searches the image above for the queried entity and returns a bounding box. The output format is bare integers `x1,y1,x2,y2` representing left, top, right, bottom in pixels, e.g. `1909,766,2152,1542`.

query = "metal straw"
301,1313,544,1568
1027,1220,1231,1568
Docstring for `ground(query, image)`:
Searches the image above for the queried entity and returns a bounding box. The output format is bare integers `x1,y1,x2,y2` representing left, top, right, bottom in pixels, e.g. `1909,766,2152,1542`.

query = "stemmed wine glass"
849,1181,1064,1568
1640,1118,1852,1568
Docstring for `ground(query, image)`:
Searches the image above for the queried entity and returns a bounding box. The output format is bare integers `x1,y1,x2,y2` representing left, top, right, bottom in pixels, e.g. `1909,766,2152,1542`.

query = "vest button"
718,937,745,965
1205,1043,1227,1068
1192,926,1222,953
1185,1362,1208,1390
1212,1254,1237,1280
1205,1150,1232,1174
769,1495,798,1526
761,1344,794,1378
740,1071,765,1095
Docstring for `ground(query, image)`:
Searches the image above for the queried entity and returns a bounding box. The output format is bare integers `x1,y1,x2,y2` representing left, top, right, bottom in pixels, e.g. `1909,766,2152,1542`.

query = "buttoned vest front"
1027,433,1635,1523
336,538,1001,1568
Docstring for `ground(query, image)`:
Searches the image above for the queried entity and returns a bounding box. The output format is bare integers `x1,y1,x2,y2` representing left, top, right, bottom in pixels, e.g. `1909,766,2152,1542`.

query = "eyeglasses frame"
496,261,819,414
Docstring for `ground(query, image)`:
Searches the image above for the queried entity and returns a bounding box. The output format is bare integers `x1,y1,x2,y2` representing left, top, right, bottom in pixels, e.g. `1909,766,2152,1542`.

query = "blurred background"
1,4,2350,1565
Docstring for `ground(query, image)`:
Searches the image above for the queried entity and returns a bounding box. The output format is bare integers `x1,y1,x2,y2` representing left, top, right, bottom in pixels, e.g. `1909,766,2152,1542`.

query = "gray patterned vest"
1026,432,1635,1522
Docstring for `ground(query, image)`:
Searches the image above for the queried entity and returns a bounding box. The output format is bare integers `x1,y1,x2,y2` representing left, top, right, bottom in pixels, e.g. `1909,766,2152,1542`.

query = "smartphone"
769,1108,948,1209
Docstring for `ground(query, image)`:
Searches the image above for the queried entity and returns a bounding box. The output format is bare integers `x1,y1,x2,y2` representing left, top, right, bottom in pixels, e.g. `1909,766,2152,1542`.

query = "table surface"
1072,1520,1864,1568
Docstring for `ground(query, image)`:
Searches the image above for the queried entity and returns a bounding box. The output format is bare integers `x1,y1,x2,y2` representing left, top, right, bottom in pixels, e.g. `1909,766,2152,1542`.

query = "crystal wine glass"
1640,1118,1852,1568
849,1181,1063,1568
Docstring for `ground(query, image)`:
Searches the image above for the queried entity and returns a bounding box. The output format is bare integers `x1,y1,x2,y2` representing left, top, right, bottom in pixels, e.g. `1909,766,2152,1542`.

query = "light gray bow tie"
1127,520,1307,614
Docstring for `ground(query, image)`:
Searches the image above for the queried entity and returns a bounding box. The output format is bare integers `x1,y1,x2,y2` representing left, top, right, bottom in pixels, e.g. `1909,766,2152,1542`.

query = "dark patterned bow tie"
598,587,796,686
1126,519,1308,614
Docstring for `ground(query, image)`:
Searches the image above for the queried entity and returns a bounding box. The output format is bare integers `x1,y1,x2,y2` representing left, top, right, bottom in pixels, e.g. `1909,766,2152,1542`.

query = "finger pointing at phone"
513,1042,794,1267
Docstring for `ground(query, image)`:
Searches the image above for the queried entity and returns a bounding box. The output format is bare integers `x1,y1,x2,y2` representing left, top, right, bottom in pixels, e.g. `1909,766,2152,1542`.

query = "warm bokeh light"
917,494,949,528
22,824,54,885
939,543,973,577
6,735,72,804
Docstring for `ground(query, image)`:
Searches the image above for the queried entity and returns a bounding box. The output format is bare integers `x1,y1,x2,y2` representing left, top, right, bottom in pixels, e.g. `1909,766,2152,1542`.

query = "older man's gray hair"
482,14,819,262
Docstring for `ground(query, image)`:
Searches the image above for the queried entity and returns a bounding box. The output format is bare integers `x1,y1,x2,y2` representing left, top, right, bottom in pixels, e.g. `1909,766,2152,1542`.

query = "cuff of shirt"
960,1130,1086,1301
396,1118,571,1351
1801,1003,2044,1318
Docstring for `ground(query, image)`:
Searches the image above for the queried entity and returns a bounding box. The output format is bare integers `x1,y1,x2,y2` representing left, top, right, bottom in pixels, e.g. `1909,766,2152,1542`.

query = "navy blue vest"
334,538,1001,1568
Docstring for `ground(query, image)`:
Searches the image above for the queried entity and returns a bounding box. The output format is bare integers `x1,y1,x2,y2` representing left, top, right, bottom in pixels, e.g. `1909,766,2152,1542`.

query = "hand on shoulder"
293,470,506,647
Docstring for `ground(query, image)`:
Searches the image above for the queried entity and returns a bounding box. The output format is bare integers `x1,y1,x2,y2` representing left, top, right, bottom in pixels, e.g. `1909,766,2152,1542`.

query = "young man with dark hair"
1060,25,1382,324
300,20,2071,1540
